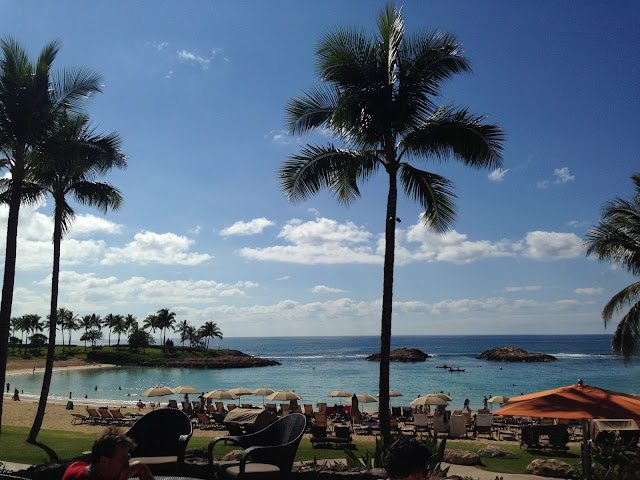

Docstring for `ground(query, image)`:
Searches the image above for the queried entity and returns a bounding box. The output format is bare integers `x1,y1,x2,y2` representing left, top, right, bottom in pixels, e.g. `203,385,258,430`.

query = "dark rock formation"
443,449,482,466
526,459,577,478
366,347,429,362
476,346,556,362
140,349,280,368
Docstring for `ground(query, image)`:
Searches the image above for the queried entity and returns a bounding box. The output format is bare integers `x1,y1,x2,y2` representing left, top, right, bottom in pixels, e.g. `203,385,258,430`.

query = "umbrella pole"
581,418,591,480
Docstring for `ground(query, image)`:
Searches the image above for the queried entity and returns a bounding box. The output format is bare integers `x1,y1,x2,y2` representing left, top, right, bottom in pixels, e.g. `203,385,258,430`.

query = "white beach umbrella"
229,387,254,404
355,393,378,403
266,390,302,401
329,390,351,398
172,385,200,394
428,392,453,401
487,395,510,404
377,389,403,398
411,395,448,406
252,387,275,405
141,385,174,397
204,389,237,400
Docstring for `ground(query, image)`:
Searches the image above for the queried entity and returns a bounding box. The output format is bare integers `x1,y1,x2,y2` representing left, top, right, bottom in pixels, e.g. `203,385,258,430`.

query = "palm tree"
79,315,93,353
143,314,161,346
22,314,43,356
124,314,137,338
174,319,190,348
0,38,101,432
103,314,115,346
280,4,503,440
199,321,223,349
155,308,176,350
26,111,124,443
585,173,640,363
112,316,126,346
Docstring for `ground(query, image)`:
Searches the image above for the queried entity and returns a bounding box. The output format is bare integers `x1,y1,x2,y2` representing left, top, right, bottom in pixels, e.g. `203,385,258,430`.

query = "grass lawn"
0,426,582,476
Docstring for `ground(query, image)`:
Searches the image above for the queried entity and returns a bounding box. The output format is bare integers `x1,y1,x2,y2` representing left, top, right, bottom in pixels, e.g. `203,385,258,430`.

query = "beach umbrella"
377,389,403,398
411,394,448,406
252,387,275,405
172,385,200,394
229,387,254,404
429,392,453,401
328,390,351,398
494,383,640,419
487,395,510,404
266,390,302,401
355,393,378,403
141,385,174,397
204,389,237,400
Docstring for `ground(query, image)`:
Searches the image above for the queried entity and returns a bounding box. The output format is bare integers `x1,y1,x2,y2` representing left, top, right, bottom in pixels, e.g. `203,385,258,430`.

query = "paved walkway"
443,462,558,480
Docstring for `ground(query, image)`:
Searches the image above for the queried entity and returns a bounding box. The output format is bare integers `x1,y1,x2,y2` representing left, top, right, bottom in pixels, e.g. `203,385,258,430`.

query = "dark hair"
385,436,431,479
91,426,136,466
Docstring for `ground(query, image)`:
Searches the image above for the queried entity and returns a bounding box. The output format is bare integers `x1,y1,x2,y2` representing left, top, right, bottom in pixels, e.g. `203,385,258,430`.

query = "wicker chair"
125,408,193,464
208,413,306,479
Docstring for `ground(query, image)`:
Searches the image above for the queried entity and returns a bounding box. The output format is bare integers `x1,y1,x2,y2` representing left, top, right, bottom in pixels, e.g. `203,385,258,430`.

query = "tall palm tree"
103,313,115,346
79,315,93,353
0,38,101,432
26,111,124,443
124,314,137,338
143,314,160,346
585,173,640,363
199,321,223,349
174,319,190,348
112,316,126,346
155,308,176,350
280,4,503,440
22,314,43,356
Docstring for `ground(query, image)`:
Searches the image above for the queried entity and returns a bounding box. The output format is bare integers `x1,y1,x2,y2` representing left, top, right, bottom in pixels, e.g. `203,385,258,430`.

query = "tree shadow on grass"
26,439,59,462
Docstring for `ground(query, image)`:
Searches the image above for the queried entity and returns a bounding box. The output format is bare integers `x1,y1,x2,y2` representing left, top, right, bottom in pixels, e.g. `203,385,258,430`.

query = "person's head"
385,436,431,480
90,426,136,480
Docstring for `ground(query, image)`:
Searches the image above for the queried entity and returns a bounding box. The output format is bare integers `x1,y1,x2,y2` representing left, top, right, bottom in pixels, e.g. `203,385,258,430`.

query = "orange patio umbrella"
494,383,640,420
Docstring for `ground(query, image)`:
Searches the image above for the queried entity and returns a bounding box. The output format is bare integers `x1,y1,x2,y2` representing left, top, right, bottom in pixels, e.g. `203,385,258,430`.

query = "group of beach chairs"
71,407,141,426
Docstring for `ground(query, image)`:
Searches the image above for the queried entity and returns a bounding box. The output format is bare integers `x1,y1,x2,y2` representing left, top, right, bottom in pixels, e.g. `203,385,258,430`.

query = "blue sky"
0,1,638,338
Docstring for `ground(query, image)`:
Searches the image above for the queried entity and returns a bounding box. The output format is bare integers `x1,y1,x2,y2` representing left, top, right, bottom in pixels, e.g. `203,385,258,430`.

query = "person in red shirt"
63,427,154,480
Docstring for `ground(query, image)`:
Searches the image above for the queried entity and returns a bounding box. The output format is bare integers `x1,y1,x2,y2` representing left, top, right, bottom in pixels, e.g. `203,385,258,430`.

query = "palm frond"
286,86,338,135
610,301,640,363
57,199,76,237
602,282,640,326
50,66,102,113
399,163,456,232
0,178,44,205
376,3,404,86
71,181,123,213
280,144,379,205
400,106,503,169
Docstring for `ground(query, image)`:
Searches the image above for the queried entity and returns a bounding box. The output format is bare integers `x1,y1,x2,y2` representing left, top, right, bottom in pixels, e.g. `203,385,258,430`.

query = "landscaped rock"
477,446,516,458
222,449,244,461
366,347,429,362
476,346,556,362
443,449,482,466
526,459,577,478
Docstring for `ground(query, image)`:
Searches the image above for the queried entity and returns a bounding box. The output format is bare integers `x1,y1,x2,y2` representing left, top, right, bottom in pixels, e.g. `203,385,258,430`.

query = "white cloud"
276,276,290,281
68,214,123,237
220,218,275,236
189,225,202,235
574,287,604,296
537,180,550,189
312,285,347,293
554,167,575,184
488,168,509,182
177,48,221,70
521,231,584,260
504,286,542,292
266,130,291,145
101,231,212,265
238,217,378,265
307,208,320,216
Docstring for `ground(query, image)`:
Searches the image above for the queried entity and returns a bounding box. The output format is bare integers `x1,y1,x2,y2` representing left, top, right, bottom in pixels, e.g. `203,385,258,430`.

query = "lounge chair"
125,408,193,465
168,399,179,409
310,424,352,448
195,412,217,430
209,413,306,479
70,412,91,425
314,412,327,428
110,409,135,426
303,404,313,415
85,407,102,425
412,413,430,437
475,414,493,439
215,401,226,413
433,413,449,437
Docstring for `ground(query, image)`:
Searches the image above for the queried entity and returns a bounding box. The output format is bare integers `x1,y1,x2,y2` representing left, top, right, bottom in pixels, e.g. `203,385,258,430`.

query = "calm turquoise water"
7,335,639,410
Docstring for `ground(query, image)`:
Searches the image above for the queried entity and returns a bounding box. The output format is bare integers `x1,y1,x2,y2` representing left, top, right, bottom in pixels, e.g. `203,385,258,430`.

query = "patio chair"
168,399,179,409
195,412,217,430
85,407,102,425
215,401,226,413
70,412,91,425
475,414,493,439
125,408,193,465
209,413,306,479
314,412,327,428
412,414,430,437
98,409,114,424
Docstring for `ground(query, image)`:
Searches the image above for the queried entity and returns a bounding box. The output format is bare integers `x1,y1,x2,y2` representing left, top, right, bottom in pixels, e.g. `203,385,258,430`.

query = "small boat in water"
436,364,449,369
448,367,465,372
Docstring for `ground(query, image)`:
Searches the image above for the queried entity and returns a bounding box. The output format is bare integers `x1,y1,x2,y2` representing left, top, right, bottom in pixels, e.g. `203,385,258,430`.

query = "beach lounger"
412,413,430,437
110,409,135,426
195,412,218,430
86,407,103,425
168,399,179,409
71,413,91,425
475,414,493,439
99,409,114,424
314,412,327,428
310,424,353,448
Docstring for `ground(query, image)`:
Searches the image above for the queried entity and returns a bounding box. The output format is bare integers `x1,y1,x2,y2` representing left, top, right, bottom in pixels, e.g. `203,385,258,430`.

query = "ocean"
6,335,640,410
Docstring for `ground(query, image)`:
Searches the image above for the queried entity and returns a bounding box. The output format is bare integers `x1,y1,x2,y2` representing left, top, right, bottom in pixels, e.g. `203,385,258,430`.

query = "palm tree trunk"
28,206,63,443
0,166,25,434
379,166,398,443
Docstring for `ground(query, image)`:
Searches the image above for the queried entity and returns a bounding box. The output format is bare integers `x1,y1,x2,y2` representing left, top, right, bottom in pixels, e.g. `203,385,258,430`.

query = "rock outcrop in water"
476,346,556,362
366,347,429,362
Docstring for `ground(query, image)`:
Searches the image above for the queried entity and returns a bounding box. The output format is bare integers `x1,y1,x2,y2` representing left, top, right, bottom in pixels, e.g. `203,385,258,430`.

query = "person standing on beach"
12,388,19,401
483,396,488,409
6,382,9,393
63,426,154,480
